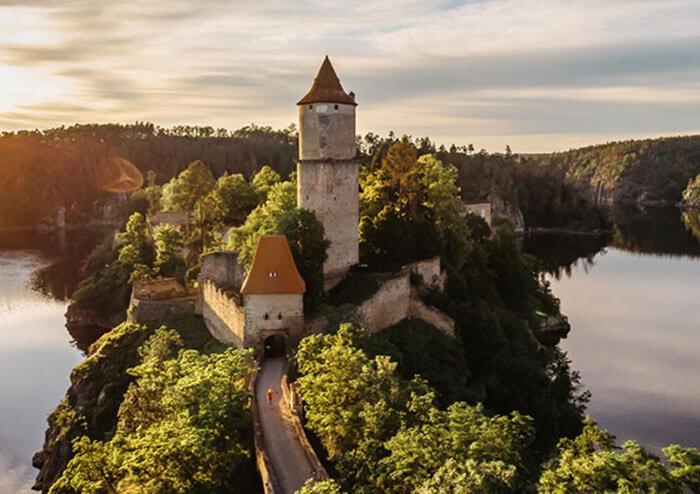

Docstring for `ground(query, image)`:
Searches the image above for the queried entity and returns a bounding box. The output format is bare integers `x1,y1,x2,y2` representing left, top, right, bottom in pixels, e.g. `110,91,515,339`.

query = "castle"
129,57,454,356
202,56,360,355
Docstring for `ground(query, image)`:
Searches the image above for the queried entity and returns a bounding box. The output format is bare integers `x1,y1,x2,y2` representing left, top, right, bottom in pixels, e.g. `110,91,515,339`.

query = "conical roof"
297,56,356,106
240,236,305,295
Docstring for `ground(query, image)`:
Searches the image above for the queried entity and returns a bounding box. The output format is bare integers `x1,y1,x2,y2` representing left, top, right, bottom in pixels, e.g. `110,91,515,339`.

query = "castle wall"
408,297,455,337
201,251,245,290
243,294,305,350
297,160,359,290
410,256,443,290
298,103,355,161
200,280,246,347
127,296,198,323
357,273,411,332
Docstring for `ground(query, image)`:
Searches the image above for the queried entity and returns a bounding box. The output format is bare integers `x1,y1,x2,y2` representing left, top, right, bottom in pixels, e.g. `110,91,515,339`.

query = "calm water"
525,206,700,452
0,230,108,493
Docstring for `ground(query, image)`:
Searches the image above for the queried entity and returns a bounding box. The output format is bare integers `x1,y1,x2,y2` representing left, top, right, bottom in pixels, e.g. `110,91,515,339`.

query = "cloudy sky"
0,0,699,152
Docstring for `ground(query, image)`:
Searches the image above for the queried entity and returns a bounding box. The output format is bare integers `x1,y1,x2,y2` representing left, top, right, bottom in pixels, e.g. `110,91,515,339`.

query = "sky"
0,0,699,152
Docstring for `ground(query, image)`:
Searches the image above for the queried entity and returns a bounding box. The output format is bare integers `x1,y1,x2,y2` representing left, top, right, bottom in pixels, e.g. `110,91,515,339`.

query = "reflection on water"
525,206,700,451
0,229,110,492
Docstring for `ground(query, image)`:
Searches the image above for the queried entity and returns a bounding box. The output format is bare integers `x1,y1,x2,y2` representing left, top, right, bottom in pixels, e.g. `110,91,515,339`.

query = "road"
256,357,315,494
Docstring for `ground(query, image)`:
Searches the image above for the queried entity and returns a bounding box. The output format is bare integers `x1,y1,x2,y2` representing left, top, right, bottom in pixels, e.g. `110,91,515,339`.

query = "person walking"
267,387,274,407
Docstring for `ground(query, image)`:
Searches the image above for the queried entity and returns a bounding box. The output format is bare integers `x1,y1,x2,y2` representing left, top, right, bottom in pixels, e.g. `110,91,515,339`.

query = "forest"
36,137,700,493
0,123,609,232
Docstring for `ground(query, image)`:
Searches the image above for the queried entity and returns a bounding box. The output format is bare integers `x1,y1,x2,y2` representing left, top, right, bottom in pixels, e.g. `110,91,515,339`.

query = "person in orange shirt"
267,388,273,407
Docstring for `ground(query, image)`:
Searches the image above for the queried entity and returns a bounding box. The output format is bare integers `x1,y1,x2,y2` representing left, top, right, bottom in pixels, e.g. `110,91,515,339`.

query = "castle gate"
263,334,287,359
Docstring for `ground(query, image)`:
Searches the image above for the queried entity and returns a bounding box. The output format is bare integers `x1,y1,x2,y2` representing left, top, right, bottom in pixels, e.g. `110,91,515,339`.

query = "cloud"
0,453,33,494
0,0,699,151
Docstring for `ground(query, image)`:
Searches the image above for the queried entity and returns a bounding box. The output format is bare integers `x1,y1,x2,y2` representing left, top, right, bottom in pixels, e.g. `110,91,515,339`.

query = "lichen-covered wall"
298,103,355,161
200,280,246,347
297,160,359,290
243,294,305,349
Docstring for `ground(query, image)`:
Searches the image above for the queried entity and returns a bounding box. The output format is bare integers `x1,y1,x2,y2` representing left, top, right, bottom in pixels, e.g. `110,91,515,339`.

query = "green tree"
210,173,260,226
296,479,344,494
161,160,215,212
50,328,255,494
251,164,282,202
152,224,185,279
538,418,699,493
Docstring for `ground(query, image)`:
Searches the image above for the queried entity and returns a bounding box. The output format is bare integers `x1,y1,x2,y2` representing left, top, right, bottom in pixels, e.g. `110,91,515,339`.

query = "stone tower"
297,56,359,291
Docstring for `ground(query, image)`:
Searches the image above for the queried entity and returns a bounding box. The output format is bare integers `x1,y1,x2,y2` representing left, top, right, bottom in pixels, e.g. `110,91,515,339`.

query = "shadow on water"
524,206,700,278
0,228,115,352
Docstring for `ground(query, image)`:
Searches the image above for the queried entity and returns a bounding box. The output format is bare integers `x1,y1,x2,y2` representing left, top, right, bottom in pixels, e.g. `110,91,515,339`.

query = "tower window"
268,271,278,278
277,313,282,320
320,135,328,148
309,105,313,109
263,313,269,320
334,104,339,110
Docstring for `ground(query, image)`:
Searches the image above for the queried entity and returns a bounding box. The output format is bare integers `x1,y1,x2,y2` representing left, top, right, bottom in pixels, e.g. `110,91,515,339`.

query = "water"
524,206,700,452
0,229,109,493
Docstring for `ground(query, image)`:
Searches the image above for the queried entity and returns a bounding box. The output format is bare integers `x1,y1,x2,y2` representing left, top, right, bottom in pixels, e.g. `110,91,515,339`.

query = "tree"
161,160,215,212
50,328,256,494
153,224,185,280
296,479,344,494
251,164,282,202
538,419,700,493
209,173,259,226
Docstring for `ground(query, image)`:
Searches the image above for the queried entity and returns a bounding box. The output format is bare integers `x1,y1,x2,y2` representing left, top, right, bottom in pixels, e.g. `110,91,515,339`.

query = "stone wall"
127,295,198,323
201,251,245,290
243,294,305,350
297,159,359,291
408,297,455,337
200,280,246,347
147,211,190,228
410,256,443,290
298,102,355,161
357,273,411,332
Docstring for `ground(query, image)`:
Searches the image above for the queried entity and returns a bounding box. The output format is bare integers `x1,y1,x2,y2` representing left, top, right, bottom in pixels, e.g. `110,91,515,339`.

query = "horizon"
2,1,700,153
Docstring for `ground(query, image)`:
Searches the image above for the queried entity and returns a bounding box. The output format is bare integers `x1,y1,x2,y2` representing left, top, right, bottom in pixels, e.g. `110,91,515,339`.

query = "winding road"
255,357,316,494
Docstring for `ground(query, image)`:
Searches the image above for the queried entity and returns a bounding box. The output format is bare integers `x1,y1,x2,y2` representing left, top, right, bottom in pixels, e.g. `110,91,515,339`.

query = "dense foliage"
0,123,297,228
297,326,700,493
49,325,259,494
534,135,700,204
296,325,536,493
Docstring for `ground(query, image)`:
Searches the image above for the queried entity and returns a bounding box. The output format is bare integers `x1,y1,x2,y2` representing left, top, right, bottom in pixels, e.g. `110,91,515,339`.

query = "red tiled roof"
297,56,356,106
240,236,305,295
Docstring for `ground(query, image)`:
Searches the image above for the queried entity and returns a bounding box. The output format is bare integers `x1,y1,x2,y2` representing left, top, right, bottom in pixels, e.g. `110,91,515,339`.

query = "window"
268,271,277,278
263,313,269,320
277,313,282,320
334,104,339,110
309,105,313,109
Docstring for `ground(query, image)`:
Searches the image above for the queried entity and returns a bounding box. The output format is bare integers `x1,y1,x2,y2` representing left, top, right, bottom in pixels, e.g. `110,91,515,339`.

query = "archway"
263,334,286,359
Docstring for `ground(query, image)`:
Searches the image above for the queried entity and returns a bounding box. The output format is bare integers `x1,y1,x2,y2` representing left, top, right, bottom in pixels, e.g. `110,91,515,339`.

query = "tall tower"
297,56,359,291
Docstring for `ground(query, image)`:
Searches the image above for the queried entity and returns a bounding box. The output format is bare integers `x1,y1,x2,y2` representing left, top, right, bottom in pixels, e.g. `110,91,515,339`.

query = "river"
0,208,698,491
0,229,109,493
524,206,700,452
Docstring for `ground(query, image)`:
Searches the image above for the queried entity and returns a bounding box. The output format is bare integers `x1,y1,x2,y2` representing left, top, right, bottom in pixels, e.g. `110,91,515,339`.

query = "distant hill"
533,135,700,205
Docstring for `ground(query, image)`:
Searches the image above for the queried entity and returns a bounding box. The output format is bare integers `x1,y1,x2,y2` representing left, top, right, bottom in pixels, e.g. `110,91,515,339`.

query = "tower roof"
297,56,356,106
240,236,305,295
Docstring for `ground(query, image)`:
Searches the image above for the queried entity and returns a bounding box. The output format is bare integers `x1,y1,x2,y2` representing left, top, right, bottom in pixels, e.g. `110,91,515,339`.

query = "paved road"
256,357,315,494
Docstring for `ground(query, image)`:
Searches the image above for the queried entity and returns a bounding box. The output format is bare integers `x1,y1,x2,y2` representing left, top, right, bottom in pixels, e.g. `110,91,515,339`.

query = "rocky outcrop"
33,323,155,492
681,174,700,210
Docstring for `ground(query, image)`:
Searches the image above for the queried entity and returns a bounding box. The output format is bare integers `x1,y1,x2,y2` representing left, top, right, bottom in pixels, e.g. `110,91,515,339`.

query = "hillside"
534,135,700,205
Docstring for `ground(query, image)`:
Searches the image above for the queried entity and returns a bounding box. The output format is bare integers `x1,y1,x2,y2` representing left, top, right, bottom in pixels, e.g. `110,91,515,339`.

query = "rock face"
33,323,154,492
681,174,700,210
